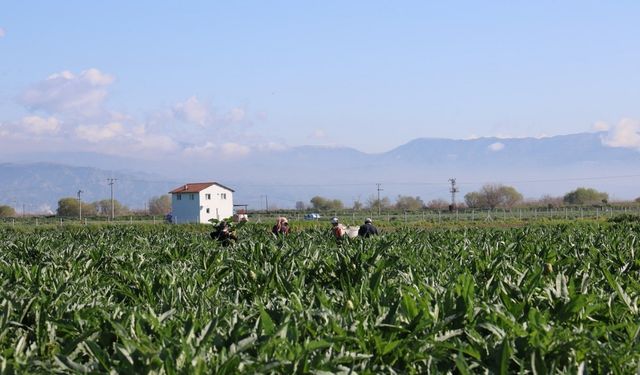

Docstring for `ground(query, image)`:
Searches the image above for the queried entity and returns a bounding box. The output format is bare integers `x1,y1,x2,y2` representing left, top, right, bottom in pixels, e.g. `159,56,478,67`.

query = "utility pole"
107,178,117,220
261,195,269,212
77,190,83,222
448,178,459,211
376,183,384,216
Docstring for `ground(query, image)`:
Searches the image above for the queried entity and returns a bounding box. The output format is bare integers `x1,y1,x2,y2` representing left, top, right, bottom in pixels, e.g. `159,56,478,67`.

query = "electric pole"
107,178,117,220
376,183,384,216
448,178,459,211
77,190,83,222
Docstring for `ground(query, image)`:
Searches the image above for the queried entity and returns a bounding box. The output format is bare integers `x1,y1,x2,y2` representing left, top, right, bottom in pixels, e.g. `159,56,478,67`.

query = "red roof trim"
168,182,235,194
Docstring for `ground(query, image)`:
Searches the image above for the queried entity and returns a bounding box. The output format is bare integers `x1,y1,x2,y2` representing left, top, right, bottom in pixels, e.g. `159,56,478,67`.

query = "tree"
56,197,97,217
537,195,564,208
464,184,523,209
148,195,172,215
464,192,483,209
563,187,609,205
636,197,640,203
96,199,130,216
310,196,343,211
426,198,449,210
352,200,363,211
366,195,391,211
295,201,306,211
395,195,424,211
0,205,16,217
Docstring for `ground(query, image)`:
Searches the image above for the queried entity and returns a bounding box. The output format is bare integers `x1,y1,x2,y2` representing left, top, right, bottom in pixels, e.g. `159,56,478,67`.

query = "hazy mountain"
1,132,639,212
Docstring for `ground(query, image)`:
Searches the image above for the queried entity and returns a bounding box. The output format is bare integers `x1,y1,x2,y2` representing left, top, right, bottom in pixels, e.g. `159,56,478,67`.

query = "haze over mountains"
1,132,639,213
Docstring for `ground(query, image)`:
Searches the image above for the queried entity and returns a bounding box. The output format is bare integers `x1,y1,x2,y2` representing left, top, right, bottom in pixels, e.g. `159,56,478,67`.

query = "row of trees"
464,186,610,209
0,195,173,218
55,195,173,217
297,186,618,212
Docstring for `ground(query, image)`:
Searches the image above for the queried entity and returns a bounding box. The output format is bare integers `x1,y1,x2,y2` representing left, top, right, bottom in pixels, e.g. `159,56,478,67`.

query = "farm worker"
358,218,378,237
272,216,290,236
331,217,347,239
210,220,238,247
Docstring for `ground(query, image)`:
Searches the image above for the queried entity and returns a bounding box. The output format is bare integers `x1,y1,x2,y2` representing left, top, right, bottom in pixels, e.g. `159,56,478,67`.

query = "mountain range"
1,132,639,212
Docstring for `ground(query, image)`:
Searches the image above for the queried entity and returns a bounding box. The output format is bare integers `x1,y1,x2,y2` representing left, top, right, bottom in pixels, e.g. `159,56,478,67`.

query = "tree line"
0,187,634,218
53,195,173,217
296,186,628,212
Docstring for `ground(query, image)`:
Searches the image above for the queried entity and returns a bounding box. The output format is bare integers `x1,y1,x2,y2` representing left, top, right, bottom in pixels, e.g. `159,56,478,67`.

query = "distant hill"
0,163,179,213
1,132,639,212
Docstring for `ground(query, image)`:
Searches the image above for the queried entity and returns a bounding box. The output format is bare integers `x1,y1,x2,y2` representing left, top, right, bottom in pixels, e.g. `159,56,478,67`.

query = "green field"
1,219,639,373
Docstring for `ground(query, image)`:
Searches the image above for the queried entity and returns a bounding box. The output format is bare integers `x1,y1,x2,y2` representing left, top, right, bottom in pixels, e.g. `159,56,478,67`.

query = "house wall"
199,185,233,223
170,184,233,224
171,192,201,224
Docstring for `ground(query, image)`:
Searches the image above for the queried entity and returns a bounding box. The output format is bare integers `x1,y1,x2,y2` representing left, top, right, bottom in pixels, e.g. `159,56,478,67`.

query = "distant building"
168,182,234,224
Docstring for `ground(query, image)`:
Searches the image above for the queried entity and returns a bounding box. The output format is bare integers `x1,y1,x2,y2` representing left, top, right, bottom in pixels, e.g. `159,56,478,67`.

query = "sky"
1,1,640,158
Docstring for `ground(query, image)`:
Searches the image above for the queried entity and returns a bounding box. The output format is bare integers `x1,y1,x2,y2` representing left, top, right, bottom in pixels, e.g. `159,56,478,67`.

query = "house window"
190,194,195,200
221,193,227,199
177,194,182,201
205,193,211,200
206,208,210,213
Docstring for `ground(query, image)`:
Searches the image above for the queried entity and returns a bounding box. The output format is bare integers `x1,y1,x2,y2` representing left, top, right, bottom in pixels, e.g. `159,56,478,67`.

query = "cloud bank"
600,118,640,150
20,69,114,117
3,68,270,160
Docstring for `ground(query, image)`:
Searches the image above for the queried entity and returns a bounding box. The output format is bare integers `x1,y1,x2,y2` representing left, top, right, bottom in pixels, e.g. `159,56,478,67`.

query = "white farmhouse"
168,182,234,224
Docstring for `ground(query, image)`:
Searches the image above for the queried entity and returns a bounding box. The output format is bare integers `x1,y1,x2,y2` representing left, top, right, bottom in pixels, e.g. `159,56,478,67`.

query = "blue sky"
1,1,639,156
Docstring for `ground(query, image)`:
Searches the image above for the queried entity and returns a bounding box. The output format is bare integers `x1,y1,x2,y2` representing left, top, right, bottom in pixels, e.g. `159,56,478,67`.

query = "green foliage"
56,197,97,217
310,196,344,210
0,222,638,373
148,195,172,215
564,187,609,205
465,184,523,209
394,195,425,211
0,205,16,217
95,199,130,216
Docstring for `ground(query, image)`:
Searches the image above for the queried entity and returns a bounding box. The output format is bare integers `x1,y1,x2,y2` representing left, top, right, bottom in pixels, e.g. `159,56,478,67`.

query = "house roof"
169,182,235,194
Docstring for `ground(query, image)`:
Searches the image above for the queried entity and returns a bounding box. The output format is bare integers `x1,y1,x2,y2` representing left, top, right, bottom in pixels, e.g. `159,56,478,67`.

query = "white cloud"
131,133,178,153
20,68,114,117
257,142,287,152
0,27,5,38
75,122,125,142
183,141,216,157
601,118,640,149
592,121,610,132
21,116,61,135
221,142,250,158
225,107,246,123
310,129,326,140
173,96,212,126
183,141,251,159
488,142,505,151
